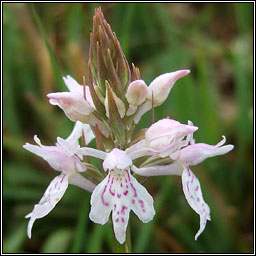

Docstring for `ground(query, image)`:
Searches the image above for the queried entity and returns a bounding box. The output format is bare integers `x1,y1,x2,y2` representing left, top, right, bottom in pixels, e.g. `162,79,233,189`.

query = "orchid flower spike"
23,122,96,239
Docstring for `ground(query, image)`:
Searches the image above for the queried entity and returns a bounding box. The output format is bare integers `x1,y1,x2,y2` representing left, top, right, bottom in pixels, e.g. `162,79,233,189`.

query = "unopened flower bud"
147,70,190,107
126,80,147,106
105,83,126,118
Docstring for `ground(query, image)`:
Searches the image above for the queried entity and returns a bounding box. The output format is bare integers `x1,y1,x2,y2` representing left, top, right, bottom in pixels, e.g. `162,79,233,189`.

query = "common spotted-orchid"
23,7,234,251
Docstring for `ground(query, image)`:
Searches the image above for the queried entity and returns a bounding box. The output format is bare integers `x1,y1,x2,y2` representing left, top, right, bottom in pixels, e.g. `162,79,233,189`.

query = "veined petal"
181,167,210,240
25,173,69,238
89,168,155,244
89,174,113,225
179,136,234,165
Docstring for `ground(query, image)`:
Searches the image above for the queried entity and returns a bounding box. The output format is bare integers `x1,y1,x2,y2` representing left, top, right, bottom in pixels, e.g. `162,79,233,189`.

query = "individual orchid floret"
23,124,96,239
47,75,95,123
145,118,198,157
88,148,155,244
132,128,234,240
134,70,190,124
47,76,110,138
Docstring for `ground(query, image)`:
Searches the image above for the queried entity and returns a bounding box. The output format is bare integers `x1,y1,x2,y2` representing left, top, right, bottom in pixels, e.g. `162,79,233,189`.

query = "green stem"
112,221,132,253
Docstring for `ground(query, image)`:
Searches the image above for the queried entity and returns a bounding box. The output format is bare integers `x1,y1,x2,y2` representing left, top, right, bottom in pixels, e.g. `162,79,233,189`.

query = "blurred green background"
3,2,253,253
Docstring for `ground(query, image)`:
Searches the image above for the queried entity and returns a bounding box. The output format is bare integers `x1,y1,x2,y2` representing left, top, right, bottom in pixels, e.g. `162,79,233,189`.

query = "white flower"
86,148,155,244
23,122,96,238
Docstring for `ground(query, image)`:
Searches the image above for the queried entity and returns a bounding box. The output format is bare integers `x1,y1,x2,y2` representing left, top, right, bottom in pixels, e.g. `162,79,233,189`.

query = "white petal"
182,167,210,240
129,174,155,223
65,121,94,145
26,174,69,238
112,203,131,244
89,168,155,244
89,175,112,225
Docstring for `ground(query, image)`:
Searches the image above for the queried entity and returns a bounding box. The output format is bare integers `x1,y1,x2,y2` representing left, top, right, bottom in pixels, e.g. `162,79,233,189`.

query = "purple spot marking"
120,183,123,188
187,181,190,192
191,174,194,183
130,183,137,197
132,199,135,204
114,204,116,210
138,200,144,209
111,177,114,185
115,218,119,223
109,185,115,196
126,170,131,181
101,185,109,206
123,190,128,196
117,211,120,215
195,185,199,191
55,181,59,189
126,185,128,189
117,194,121,198
197,197,200,202
60,174,66,183
121,205,128,215
187,167,191,176
121,217,124,223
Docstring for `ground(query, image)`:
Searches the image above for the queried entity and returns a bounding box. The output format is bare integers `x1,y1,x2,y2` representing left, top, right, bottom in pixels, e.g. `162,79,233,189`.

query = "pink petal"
179,136,234,165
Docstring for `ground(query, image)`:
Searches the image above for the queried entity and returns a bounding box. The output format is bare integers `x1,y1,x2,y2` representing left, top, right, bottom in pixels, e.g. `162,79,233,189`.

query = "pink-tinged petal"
126,80,148,106
103,148,132,171
63,75,95,109
23,136,86,173
147,70,190,107
47,92,94,123
25,174,69,238
182,168,210,240
145,118,198,157
68,172,96,192
132,162,183,177
179,136,234,166
63,75,83,94
89,167,155,244
78,147,106,160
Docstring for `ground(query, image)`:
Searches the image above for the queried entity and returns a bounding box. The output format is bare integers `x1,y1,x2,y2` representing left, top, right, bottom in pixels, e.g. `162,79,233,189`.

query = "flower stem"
113,222,132,253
